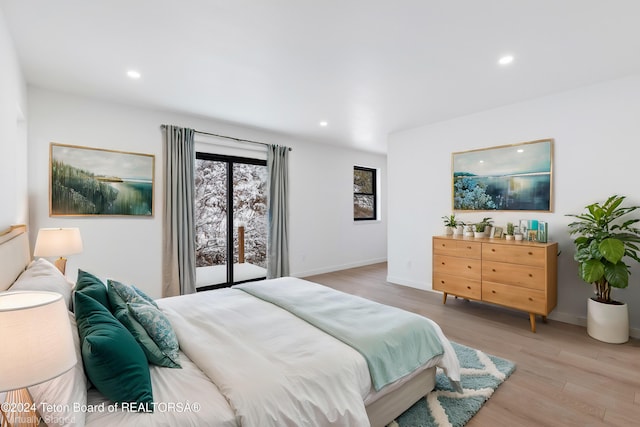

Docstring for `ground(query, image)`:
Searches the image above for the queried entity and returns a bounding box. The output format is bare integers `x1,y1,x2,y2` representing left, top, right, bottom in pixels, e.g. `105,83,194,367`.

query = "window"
195,153,268,289
353,166,377,221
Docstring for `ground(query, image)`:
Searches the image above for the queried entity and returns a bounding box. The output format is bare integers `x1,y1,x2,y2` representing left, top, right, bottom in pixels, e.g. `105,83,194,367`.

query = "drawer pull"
491,248,496,252
529,273,533,277
466,286,471,290
492,290,496,294
442,262,446,265
528,251,533,255
466,246,472,249
467,265,472,269
528,297,533,301
492,268,496,272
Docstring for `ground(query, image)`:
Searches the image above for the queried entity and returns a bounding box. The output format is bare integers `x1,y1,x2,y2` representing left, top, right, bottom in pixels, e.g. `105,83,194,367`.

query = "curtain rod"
161,125,292,151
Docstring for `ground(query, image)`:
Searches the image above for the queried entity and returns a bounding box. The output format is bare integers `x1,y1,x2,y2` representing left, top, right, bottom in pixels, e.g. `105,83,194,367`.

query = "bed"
0,225,460,427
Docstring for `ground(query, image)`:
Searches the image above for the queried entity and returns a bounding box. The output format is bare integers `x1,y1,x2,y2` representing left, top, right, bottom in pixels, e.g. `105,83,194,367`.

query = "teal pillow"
74,292,153,407
132,285,158,308
128,302,181,367
75,270,110,310
107,280,180,368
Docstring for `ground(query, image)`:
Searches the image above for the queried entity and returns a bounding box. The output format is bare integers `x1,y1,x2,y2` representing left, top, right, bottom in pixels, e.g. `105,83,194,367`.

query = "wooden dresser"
432,235,558,332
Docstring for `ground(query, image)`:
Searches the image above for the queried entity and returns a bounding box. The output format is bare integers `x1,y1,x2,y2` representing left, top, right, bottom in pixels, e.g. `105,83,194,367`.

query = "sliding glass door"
195,153,267,290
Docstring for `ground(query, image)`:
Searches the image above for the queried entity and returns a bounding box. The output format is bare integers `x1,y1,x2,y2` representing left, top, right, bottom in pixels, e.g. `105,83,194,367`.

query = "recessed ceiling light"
517,149,524,153
498,55,514,66
319,121,328,127
127,70,141,79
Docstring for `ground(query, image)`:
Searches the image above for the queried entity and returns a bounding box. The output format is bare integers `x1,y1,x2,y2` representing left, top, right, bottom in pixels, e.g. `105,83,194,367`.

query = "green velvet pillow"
74,292,153,407
128,302,181,367
107,280,180,368
75,269,111,310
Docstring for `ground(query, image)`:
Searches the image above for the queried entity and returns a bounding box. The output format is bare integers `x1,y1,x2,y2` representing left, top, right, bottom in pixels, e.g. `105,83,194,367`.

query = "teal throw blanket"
236,278,444,391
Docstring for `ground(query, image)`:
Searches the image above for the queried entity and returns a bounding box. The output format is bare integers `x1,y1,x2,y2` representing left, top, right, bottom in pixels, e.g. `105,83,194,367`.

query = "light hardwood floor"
305,263,640,427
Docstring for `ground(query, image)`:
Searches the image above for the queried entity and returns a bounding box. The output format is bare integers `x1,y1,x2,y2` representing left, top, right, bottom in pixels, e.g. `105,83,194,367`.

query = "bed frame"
0,224,434,427
0,224,30,291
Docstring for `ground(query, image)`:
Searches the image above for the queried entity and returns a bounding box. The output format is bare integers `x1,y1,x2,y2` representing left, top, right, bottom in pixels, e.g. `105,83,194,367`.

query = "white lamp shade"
0,291,77,392
34,228,83,258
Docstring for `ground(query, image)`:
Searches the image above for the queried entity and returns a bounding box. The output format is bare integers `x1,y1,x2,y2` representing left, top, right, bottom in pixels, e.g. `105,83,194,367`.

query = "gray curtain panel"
162,125,197,296
267,145,290,278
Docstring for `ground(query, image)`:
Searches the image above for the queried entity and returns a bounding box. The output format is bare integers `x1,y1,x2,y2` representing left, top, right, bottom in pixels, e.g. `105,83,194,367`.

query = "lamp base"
54,257,68,275
1,388,40,427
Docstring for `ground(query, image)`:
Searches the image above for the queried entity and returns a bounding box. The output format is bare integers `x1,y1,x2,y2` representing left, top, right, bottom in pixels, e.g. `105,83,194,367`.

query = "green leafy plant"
442,214,463,228
474,217,493,232
506,222,515,236
567,195,640,303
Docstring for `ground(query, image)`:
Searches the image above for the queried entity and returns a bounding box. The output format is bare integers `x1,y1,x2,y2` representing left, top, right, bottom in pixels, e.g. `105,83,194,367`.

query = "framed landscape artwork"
50,143,154,216
452,139,553,212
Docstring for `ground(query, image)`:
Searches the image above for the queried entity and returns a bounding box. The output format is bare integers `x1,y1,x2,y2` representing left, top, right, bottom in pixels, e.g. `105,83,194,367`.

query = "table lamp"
0,291,76,427
33,228,83,275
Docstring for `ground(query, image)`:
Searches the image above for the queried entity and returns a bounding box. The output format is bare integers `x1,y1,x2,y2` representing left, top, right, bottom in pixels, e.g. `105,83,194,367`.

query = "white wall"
388,74,640,337
27,87,387,298
0,8,28,226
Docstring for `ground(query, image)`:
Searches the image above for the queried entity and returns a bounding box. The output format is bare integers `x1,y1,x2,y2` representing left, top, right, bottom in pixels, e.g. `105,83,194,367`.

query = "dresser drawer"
482,261,545,290
433,273,481,300
433,238,481,259
433,254,481,280
482,281,547,314
482,243,546,267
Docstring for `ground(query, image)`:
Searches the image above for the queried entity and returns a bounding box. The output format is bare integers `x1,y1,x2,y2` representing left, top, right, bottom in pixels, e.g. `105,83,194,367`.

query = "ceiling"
2,1,640,153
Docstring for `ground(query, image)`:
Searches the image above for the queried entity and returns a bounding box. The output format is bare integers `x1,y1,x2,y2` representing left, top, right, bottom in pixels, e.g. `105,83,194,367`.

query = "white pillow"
10,258,74,309
28,312,87,427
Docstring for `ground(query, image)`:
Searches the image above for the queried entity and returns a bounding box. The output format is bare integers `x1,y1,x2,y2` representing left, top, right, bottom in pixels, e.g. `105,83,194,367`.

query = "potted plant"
505,222,515,240
567,195,640,343
442,214,459,235
473,217,493,238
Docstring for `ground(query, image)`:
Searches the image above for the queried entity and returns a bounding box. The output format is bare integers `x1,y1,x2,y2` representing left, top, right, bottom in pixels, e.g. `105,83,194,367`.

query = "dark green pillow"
107,280,180,368
74,292,153,407
75,270,111,310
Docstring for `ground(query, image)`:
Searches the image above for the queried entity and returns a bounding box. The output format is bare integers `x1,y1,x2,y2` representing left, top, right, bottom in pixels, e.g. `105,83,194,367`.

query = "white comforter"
159,287,372,426
157,277,460,427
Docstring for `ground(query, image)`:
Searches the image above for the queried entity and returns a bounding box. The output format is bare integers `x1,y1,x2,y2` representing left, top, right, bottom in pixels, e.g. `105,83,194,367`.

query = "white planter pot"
587,298,629,344
444,226,453,235
453,225,464,236
514,233,523,241
473,231,485,238
505,234,514,240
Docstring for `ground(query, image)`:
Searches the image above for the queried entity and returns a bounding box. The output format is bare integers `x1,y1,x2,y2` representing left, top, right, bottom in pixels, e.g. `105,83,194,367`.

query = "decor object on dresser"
442,214,463,235
452,139,553,212
472,217,493,238
0,291,77,427
432,235,558,332
505,222,515,240
33,227,83,274
50,143,154,216
567,195,640,343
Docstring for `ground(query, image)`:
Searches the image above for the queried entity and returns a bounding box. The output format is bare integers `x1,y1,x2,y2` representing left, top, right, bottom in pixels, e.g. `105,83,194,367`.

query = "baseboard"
549,311,640,339
294,257,387,278
385,276,429,291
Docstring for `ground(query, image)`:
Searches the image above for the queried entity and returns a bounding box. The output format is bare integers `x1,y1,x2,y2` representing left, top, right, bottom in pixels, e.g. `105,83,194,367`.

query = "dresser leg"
442,293,448,304
529,313,537,333
542,316,547,323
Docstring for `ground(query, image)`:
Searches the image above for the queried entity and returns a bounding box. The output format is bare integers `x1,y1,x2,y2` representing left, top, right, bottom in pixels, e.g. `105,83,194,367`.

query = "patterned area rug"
388,342,516,427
